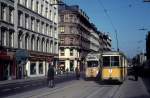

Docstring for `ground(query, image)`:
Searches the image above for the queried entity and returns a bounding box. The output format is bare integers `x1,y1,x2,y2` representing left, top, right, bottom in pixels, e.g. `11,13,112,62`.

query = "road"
4,76,150,98
0,73,75,97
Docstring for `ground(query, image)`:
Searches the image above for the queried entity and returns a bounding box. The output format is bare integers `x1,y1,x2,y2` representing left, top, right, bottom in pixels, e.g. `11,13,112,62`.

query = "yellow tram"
85,53,101,79
101,51,128,82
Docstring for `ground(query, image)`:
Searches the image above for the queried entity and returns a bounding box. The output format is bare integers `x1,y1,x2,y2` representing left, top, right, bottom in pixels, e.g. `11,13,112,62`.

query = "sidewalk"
142,77,150,94
114,76,150,98
0,72,75,86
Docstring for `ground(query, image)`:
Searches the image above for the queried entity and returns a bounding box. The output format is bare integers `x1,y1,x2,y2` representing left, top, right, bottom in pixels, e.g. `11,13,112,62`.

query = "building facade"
102,33,112,51
146,31,150,60
0,0,58,80
58,4,103,72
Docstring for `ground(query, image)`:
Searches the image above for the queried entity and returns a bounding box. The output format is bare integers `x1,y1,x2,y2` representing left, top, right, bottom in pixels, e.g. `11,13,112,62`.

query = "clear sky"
63,0,150,58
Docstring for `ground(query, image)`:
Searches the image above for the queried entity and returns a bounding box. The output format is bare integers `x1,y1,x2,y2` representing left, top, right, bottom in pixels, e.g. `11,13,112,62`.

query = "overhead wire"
97,0,119,51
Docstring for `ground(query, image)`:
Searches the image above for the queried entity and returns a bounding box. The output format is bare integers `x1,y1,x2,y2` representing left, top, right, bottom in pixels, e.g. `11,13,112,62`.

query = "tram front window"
87,61,98,67
103,56,110,67
111,56,119,66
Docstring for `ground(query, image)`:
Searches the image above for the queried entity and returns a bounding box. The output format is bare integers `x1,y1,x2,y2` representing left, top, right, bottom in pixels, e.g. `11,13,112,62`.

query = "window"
25,14,29,29
103,56,120,67
111,56,119,66
25,0,27,7
70,26,73,33
1,29,7,46
37,38,40,51
69,14,73,22
103,56,110,67
18,0,22,4
54,28,57,38
9,8,14,24
18,11,22,26
54,12,56,22
50,41,53,53
41,22,44,34
25,34,29,49
87,61,98,67
49,10,52,20
54,42,57,54
31,17,35,31
1,4,6,21
46,41,49,52
50,26,52,36
41,5,43,15
60,48,65,56
60,38,64,44
39,63,43,74
70,38,73,44
18,33,23,48
60,15,64,22
31,0,33,10
36,1,39,13
70,49,73,56
30,63,36,75
46,24,48,35
36,20,40,32
60,26,64,33
9,31,14,47
45,8,48,18
65,14,69,22
41,39,45,52
31,36,35,50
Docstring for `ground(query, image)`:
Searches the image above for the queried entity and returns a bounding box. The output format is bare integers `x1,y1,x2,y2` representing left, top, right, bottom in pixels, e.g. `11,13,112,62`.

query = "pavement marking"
13,87,21,89
2,88,11,92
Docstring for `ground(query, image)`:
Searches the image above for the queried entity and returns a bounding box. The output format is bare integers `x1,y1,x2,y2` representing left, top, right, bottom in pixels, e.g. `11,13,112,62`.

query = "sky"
63,0,150,58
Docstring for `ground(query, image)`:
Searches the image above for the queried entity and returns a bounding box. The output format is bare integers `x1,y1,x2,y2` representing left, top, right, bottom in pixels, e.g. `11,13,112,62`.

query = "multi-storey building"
89,24,100,52
0,0,58,80
58,4,102,72
101,33,112,51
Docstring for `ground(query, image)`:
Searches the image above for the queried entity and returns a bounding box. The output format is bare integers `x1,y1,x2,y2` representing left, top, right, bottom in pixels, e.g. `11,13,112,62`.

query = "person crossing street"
47,65,55,88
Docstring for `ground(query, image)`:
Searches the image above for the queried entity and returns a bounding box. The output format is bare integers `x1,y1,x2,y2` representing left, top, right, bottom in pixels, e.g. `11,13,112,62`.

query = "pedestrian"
133,65,138,81
75,66,80,80
47,65,55,88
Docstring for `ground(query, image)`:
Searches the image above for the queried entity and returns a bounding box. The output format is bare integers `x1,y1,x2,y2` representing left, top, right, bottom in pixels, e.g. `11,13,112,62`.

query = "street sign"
15,49,29,64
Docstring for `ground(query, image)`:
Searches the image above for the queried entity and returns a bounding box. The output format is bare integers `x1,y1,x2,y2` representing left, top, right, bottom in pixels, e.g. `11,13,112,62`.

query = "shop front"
0,51,16,81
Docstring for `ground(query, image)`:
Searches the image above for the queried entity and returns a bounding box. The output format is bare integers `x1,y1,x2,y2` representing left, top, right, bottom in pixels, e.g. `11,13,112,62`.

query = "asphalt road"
0,73,76,97
5,76,150,98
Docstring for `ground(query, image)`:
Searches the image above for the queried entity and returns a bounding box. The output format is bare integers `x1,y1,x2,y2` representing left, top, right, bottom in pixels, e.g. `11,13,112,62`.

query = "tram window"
103,56,110,67
111,56,119,66
87,61,98,67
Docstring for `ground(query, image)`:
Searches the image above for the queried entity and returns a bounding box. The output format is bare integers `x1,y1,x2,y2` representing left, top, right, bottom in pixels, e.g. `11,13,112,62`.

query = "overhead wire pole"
97,0,119,51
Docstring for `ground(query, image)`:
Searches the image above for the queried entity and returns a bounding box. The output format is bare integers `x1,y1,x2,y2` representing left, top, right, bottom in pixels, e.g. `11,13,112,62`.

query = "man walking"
75,66,80,80
133,65,138,81
47,65,55,88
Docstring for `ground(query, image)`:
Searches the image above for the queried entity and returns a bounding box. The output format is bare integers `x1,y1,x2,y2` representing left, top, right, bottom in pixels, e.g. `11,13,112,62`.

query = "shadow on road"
127,95,150,98
94,80,122,85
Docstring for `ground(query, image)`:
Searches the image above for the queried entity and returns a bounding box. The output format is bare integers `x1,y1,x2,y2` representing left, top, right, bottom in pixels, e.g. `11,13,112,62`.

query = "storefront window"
30,63,36,75
39,63,43,74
